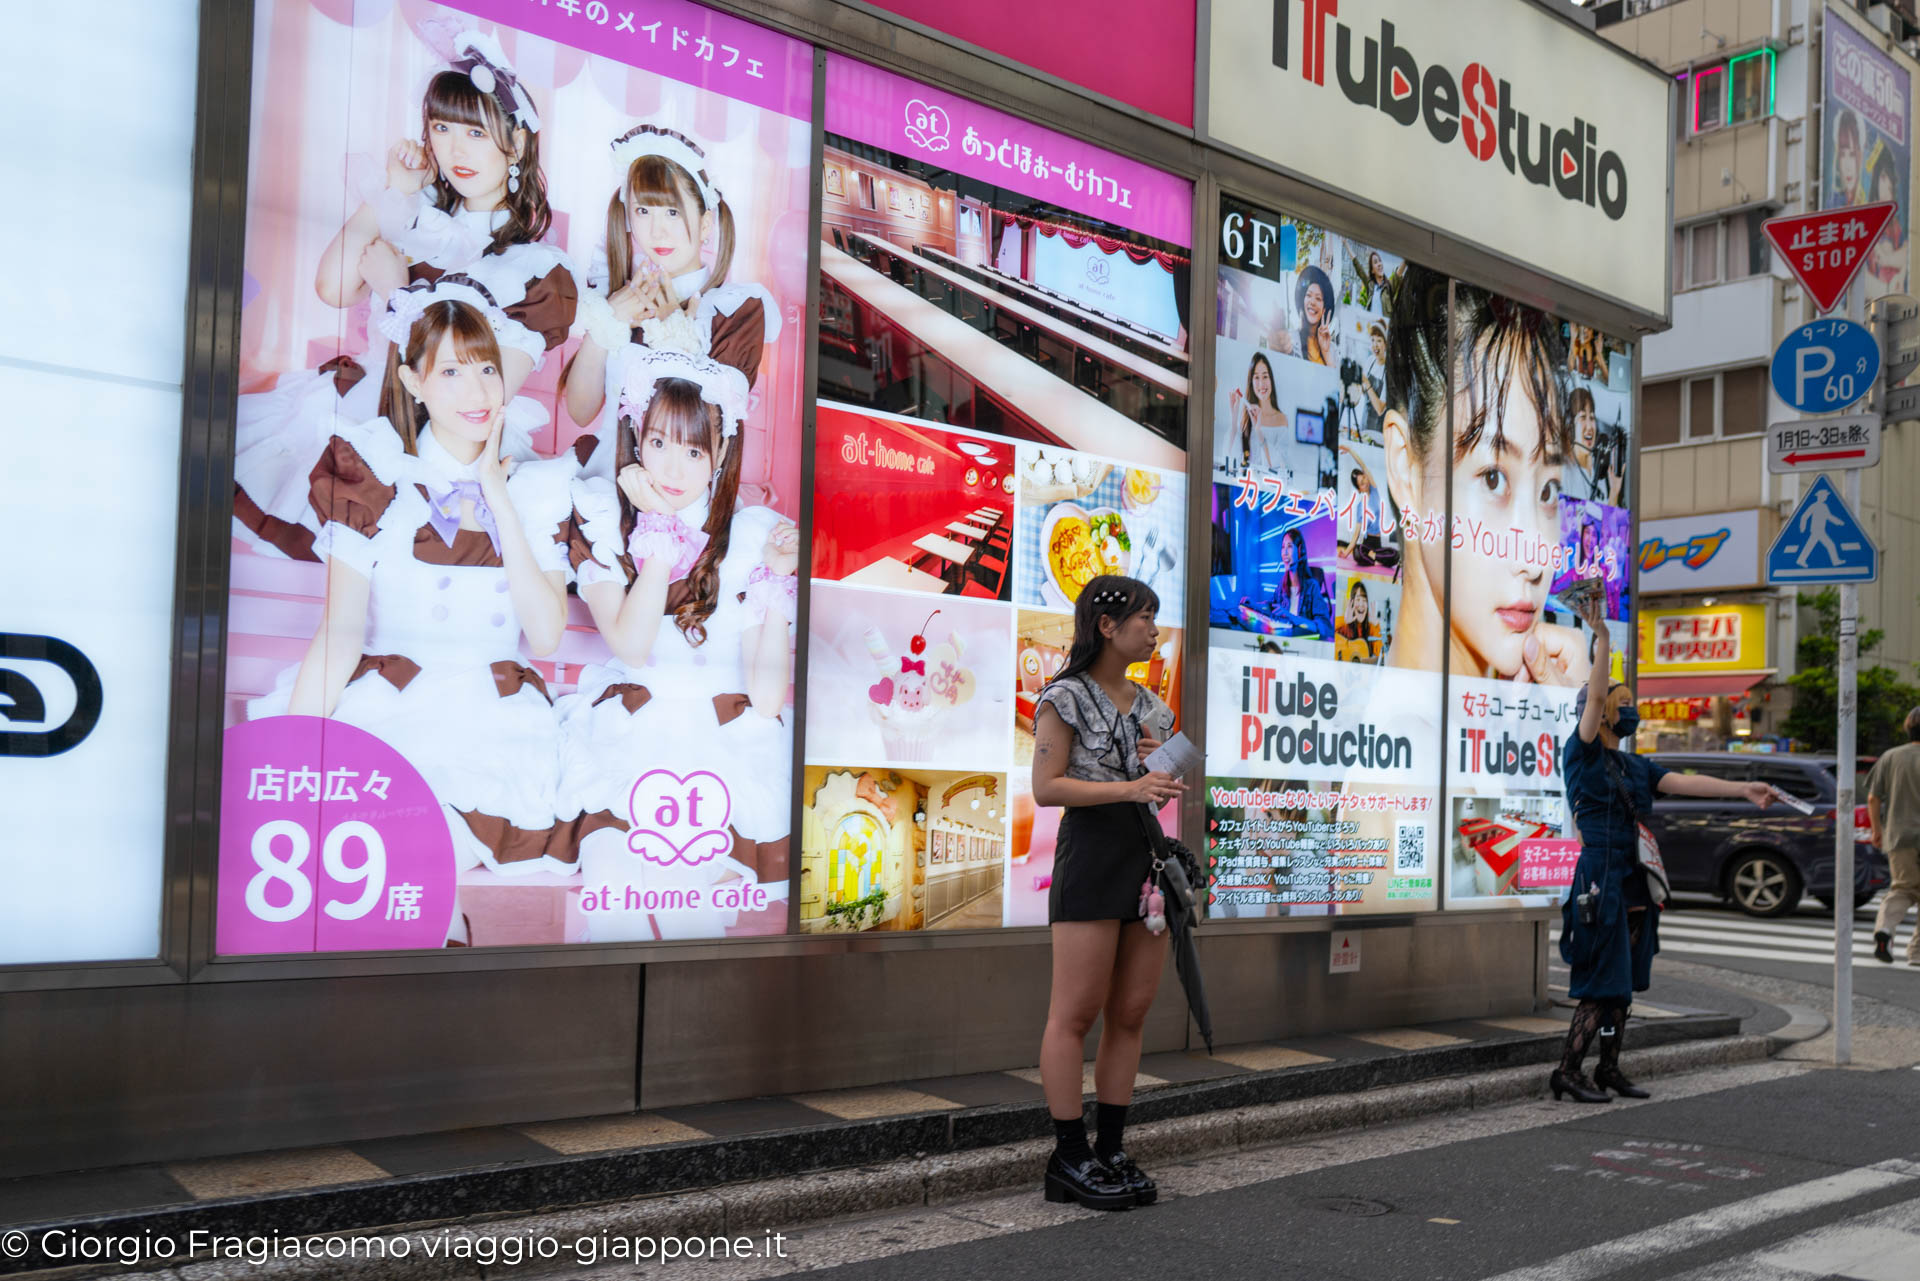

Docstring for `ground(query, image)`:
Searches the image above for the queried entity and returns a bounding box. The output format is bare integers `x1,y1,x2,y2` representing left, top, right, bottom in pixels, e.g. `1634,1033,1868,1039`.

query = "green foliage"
821,887,888,930
1782,589,1920,755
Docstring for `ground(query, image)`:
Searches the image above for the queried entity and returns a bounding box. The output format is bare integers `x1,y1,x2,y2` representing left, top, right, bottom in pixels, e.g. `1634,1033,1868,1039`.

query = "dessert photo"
805,584,1012,768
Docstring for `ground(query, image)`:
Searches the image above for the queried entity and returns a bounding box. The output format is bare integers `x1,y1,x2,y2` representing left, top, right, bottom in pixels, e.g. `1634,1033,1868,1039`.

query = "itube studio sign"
1205,0,1673,317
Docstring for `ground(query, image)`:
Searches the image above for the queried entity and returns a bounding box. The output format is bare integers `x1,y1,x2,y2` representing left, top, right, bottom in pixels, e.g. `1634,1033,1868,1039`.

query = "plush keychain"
1139,875,1166,935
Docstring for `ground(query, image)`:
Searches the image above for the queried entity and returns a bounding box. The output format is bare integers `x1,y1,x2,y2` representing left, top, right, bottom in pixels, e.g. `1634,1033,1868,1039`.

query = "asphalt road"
1648,892,1920,1016
586,1060,1920,1281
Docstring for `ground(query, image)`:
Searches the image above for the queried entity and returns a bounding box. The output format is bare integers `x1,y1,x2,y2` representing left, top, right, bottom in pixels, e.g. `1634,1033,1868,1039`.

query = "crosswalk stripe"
1665,914,1879,941
1657,1191,1920,1281
1553,906,1920,974
1551,906,1912,967
1654,924,1881,954
1551,925,1881,956
1475,1159,1920,1281
1658,939,1882,968
1550,933,1895,968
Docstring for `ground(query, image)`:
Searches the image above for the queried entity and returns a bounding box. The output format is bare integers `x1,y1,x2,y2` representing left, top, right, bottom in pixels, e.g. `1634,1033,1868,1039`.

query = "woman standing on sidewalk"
1031,575,1185,1210
1555,605,1777,1102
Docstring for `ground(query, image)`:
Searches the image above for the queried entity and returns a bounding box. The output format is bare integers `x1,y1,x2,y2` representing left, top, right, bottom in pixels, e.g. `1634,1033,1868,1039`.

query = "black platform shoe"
1099,1149,1158,1205
1549,1068,1612,1103
1043,1151,1135,1210
1594,1066,1650,1099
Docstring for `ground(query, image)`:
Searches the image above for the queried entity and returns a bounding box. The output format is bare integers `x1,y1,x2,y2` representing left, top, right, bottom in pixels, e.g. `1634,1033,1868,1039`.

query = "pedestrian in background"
1869,706,1920,966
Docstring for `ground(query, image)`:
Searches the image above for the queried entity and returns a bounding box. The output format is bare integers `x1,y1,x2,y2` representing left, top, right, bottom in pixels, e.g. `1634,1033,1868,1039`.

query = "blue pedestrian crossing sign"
1766,475,1878,584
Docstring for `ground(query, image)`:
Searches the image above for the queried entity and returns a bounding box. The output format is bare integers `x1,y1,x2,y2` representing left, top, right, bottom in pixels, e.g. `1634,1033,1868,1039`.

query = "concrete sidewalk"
0,1002,1759,1277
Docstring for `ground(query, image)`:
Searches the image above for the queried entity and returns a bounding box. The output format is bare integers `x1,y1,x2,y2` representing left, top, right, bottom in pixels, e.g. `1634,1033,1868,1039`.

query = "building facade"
0,0,1670,1180
1600,0,1920,749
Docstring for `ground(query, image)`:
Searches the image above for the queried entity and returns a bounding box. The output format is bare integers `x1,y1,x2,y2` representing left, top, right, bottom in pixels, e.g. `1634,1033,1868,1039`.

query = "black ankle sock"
1052,1116,1092,1163
1094,1101,1128,1158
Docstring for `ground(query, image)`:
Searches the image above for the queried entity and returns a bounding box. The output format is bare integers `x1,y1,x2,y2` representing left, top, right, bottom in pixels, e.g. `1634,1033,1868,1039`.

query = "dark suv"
1645,753,1891,918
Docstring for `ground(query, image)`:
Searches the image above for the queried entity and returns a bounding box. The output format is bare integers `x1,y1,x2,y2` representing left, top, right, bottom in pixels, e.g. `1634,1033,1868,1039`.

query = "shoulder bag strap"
1600,748,1642,821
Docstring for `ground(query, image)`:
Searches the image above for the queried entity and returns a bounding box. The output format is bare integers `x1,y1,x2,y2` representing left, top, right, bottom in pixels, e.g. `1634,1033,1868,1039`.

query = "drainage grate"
1302,1196,1393,1217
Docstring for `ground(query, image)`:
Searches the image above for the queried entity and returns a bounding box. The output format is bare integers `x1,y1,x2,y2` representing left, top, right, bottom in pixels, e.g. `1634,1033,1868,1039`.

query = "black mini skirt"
1049,802,1155,924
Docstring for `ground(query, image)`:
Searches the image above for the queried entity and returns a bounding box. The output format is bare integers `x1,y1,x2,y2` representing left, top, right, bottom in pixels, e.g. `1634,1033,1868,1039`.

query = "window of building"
1647,366,1770,447
1689,222,1721,287
1687,376,1717,439
857,172,876,209
1724,213,1750,281
1719,366,1767,437
1681,48,1775,136
1644,379,1681,447
1726,209,1772,279
1674,211,1772,292
1728,50,1774,125
1693,64,1726,132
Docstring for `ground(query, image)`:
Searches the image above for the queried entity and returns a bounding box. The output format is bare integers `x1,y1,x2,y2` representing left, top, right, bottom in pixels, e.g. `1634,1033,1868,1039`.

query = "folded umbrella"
1159,854,1214,1053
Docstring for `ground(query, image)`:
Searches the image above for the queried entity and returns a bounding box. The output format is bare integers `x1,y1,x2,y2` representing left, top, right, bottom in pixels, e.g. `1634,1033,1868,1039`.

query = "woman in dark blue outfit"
1554,608,1776,1103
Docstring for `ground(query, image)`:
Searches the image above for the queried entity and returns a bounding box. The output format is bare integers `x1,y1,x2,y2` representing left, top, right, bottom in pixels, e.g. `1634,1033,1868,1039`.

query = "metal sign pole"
1834,465,1860,1069
1770,294,1891,1072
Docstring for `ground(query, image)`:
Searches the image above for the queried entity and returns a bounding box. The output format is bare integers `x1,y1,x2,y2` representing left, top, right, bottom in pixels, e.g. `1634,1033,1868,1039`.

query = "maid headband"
377,275,512,349
616,349,749,438
451,29,540,133
609,125,722,211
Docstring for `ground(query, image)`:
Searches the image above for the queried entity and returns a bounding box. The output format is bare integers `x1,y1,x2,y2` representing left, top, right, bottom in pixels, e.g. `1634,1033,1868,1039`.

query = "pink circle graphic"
218,716,456,954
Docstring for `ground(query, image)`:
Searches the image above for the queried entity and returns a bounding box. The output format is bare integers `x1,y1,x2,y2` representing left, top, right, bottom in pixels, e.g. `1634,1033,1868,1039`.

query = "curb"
1764,1003,1832,1050
0,1010,1738,1278
6,1033,1774,1281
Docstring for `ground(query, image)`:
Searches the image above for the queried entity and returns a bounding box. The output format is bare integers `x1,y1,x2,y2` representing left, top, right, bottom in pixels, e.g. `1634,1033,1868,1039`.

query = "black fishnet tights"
1560,1001,1614,1076
1561,911,1645,1077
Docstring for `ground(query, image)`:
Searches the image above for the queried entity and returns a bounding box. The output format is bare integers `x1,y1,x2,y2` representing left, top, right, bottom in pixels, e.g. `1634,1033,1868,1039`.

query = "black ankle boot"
1098,1148,1158,1205
1043,1150,1134,1210
1594,1065,1650,1099
1550,1068,1612,1103
1875,932,1894,963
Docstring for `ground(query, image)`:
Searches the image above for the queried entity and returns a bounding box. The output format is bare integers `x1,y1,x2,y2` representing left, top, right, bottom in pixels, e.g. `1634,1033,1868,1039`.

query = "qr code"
1394,822,1427,873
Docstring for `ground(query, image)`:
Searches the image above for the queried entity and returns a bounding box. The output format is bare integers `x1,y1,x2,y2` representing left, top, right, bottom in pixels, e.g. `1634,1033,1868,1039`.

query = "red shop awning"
1636,672,1772,699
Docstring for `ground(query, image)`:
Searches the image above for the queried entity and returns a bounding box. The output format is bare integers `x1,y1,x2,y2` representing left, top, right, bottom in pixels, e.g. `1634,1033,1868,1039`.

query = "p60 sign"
1769,319,1880,415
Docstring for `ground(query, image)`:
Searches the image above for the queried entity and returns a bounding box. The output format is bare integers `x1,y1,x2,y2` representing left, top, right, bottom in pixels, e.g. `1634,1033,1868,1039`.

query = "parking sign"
1770,319,1880,414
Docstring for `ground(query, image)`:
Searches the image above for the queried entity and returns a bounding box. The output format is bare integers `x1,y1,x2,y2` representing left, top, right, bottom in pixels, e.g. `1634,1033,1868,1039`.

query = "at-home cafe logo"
1273,0,1630,221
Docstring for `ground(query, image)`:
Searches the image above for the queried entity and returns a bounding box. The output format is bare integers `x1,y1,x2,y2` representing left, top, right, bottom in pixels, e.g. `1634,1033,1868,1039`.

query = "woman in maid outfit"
234,27,578,560
550,347,799,940
260,276,579,945
563,125,781,473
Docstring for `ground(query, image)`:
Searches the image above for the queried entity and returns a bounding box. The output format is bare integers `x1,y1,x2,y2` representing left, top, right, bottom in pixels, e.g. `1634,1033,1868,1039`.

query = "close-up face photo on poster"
1438,294,1634,909
218,0,811,953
